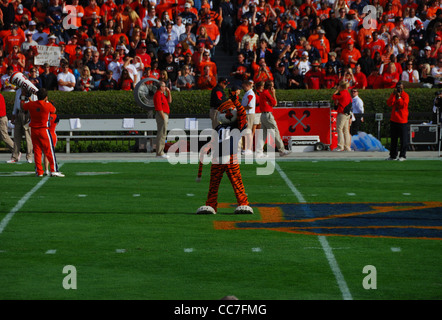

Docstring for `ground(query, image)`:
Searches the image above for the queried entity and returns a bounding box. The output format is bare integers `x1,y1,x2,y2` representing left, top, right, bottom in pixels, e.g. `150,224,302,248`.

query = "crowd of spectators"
1,0,442,93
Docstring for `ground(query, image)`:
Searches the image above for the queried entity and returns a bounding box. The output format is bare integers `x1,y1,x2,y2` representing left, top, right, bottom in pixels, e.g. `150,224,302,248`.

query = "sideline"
0,164,63,235
275,162,353,300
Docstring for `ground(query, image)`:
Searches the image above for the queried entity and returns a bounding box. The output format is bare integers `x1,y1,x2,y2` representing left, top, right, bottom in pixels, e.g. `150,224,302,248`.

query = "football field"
0,155,441,301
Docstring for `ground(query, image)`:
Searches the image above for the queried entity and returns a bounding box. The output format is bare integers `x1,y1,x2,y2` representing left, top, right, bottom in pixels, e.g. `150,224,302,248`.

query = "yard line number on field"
0,164,64,235
275,163,353,301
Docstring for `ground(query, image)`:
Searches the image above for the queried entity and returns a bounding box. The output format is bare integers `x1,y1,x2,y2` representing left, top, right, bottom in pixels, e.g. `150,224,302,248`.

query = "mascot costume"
196,89,253,215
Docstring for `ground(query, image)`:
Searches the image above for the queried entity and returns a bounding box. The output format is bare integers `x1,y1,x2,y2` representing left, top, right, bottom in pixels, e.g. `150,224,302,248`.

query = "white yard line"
275,162,353,300
0,164,63,235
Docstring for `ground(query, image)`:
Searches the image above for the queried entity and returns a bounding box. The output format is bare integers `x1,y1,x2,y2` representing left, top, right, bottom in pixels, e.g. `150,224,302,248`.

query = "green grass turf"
0,159,441,300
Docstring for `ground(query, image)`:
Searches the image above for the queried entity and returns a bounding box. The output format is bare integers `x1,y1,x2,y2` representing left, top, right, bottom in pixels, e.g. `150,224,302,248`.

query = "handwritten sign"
34,45,62,66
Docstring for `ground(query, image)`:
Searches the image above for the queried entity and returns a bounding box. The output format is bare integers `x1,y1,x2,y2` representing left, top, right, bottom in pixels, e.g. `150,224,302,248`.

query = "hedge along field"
2,88,439,116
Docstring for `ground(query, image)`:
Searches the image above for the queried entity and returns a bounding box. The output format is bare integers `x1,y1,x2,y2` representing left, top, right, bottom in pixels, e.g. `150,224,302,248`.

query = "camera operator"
386,82,409,161
432,90,442,125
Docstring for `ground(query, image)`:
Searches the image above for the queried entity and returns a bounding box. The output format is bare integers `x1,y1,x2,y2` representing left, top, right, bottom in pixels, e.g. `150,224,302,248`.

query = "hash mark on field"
133,194,141,197
304,247,350,250
347,193,356,196
252,247,262,252
403,193,411,196
184,248,194,252
391,247,401,252
186,193,194,197
45,250,57,254
116,249,126,253
78,194,87,197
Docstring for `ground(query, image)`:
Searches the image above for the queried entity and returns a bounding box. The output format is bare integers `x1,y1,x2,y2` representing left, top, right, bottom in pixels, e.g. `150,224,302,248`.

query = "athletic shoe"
332,148,344,152
279,150,291,157
36,173,43,177
398,157,406,161
196,205,216,215
7,152,22,163
51,172,65,177
255,152,267,158
385,157,397,161
156,154,169,159
243,150,253,156
27,159,33,163
45,170,50,176
234,205,254,214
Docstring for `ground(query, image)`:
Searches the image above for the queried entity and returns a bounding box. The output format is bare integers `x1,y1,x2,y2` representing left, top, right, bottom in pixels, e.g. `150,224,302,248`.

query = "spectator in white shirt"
350,88,364,135
107,52,123,82
403,8,421,32
172,15,186,39
241,79,257,155
57,63,76,91
32,22,49,45
431,58,442,87
21,31,39,53
122,55,140,85
401,60,420,83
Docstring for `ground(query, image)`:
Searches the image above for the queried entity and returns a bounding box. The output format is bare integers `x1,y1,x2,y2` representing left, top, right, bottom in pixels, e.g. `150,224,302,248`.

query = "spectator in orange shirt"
200,1,222,26
234,19,249,52
83,0,101,26
4,25,24,54
311,29,330,64
101,0,117,24
357,21,376,48
426,0,440,20
252,58,273,83
197,64,217,90
6,45,25,71
340,39,361,69
353,64,368,89
198,50,218,77
368,31,385,59
15,4,32,23
65,0,85,29
110,25,130,49
64,34,78,56
317,1,331,20
378,13,395,32
32,1,47,25
197,15,220,55
336,22,357,48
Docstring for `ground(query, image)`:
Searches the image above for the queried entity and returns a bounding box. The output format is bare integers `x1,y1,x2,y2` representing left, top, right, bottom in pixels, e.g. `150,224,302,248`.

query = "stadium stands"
0,0,440,92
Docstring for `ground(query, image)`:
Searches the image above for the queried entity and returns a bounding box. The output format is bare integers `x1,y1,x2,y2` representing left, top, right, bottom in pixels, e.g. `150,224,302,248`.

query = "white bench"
56,118,212,153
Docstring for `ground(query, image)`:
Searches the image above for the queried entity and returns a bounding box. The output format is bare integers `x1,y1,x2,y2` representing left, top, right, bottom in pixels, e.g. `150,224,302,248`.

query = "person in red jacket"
256,81,290,157
382,62,400,88
386,82,409,161
332,81,353,151
154,81,172,159
21,88,64,177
